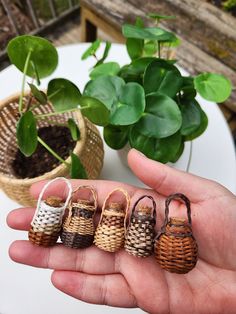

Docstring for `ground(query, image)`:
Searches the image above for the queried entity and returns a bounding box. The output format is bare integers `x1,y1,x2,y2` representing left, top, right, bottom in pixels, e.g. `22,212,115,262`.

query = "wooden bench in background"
80,0,236,140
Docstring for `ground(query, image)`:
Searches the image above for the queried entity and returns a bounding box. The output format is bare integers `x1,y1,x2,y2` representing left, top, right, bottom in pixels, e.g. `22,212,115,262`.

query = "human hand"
7,149,236,314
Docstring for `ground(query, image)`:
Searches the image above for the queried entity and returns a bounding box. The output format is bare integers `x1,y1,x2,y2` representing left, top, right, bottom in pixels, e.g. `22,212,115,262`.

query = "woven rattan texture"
154,219,198,274
61,204,96,248
94,208,125,252
125,213,156,257
29,227,60,247
0,93,104,206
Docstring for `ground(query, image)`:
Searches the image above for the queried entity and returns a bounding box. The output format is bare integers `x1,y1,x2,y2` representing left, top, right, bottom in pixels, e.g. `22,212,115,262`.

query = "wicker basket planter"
94,188,130,252
125,195,156,258
61,185,97,249
28,177,72,247
0,92,104,206
154,193,198,274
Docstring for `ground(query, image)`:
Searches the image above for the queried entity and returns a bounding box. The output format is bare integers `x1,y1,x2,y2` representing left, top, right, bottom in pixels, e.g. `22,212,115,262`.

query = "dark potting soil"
12,126,76,179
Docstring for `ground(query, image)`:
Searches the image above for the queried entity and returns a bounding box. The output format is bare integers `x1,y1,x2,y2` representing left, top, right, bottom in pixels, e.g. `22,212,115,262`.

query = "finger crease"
75,249,85,272
101,275,108,305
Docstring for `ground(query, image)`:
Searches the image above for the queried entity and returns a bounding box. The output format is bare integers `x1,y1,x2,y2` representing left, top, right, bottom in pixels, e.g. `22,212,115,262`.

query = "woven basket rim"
0,91,87,185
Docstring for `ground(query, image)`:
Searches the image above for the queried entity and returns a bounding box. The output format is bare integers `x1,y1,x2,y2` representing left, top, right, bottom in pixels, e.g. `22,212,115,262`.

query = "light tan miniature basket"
125,195,156,258
94,188,130,253
154,193,198,274
61,185,97,249
28,177,72,247
0,92,104,206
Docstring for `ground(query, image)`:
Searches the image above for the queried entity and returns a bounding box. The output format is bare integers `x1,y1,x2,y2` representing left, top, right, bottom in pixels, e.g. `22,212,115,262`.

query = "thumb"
127,149,225,202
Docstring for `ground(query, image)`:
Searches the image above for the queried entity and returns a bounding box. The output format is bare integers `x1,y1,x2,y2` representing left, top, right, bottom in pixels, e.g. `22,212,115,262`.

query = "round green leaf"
144,59,183,97
47,78,81,112
81,40,101,60
90,62,120,80
194,73,232,103
68,118,80,141
136,93,182,138
169,140,185,163
129,126,182,163
180,100,202,136
79,96,110,126
7,35,58,78
143,40,158,56
122,24,177,42
83,76,125,110
110,82,146,125
103,125,129,149
126,38,144,60
185,108,208,141
16,111,38,156
28,83,47,105
70,153,87,179
180,77,197,100
119,57,155,84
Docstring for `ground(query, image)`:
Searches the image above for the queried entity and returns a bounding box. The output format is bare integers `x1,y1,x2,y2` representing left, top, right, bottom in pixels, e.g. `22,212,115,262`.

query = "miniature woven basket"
29,177,72,247
125,195,156,258
154,193,198,274
61,185,97,249
0,92,104,206
94,188,130,252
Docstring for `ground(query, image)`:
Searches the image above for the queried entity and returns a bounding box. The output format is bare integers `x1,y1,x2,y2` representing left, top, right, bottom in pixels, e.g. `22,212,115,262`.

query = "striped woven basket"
125,195,156,258
154,193,198,274
94,188,130,253
61,185,97,249
29,177,72,247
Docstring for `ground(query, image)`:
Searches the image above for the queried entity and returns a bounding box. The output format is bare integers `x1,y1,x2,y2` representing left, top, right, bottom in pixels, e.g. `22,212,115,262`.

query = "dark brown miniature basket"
154,193,198,274
28,178,72,247
60,185,97,249
94,188,130,253
125,195,156,258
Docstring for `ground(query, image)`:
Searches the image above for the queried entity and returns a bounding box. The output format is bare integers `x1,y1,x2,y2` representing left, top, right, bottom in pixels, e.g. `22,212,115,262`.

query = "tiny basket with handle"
28,177,72,247
125,195,156,258
94,188,130,252
154,193,198,274
60,185,97,249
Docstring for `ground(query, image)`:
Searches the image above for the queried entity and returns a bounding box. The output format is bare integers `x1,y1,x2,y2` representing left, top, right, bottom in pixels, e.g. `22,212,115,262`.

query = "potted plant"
79,14,232,165
0,35,104,206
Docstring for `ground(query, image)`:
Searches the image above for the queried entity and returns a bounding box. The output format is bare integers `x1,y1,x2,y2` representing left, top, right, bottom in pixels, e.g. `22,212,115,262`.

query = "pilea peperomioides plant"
80,14,232,164
7,35,88,179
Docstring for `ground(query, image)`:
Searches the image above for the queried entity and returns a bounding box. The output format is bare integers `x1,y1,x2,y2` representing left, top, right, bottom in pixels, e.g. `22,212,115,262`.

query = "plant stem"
37,136,69,166
19,49,32,114
186,141,193,173
36,116,68,127
35,108,79,118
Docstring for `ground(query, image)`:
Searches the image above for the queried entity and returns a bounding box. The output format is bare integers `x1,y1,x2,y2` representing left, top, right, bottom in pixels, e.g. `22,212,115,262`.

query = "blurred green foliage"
223,0,236,11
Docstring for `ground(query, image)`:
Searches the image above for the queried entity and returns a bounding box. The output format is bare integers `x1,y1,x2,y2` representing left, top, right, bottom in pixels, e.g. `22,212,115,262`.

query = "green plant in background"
223,0,236,11
7,35,87,179
80,14,232,164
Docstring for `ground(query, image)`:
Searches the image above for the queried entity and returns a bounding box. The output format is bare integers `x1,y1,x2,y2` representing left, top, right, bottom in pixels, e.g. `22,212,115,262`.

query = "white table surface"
0,43,235,314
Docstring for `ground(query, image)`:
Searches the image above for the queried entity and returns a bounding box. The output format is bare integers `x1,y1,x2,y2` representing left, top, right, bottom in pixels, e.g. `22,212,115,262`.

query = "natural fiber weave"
0,92,104,206
154,193,198,274
61,185,97,249
94,188,130,252
29,178,72,247
125,195,156,257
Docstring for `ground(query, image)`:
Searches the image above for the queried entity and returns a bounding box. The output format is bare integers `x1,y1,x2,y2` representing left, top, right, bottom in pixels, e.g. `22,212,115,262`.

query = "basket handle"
66,185,98,225
126,195,156,228
163,193,192,229
32,177,72,222
98,187,130,225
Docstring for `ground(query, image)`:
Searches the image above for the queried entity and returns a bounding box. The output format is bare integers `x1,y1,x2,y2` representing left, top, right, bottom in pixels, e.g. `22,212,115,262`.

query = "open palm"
7,149,236,314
